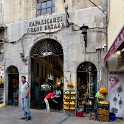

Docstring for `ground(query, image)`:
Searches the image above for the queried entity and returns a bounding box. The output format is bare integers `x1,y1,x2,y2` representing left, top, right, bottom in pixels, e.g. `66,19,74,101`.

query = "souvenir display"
64,90,76,111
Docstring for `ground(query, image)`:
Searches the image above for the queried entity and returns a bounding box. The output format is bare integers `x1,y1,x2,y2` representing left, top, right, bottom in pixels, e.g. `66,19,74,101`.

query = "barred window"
37,0,55,16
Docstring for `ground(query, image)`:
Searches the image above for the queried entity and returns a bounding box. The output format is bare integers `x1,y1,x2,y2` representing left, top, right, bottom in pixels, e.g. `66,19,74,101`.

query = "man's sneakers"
20,117,31,121
20,117,26,120
25,117,32,121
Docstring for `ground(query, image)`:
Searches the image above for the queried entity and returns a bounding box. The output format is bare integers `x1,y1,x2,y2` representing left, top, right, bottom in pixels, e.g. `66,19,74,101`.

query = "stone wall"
3,0,103,24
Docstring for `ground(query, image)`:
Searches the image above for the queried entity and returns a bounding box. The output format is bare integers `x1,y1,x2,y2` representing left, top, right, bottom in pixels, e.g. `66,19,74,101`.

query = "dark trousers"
56,97,61,110
48,98,58,109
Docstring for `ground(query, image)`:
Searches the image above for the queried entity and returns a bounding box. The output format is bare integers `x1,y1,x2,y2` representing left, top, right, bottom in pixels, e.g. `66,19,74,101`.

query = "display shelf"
64,104,75,106
97,115,109,122
97,103,109,109
64,90,76,111
64,99,76,101
97,103,109,122
64,94,76,95
64,109,75,111
98,108,109,115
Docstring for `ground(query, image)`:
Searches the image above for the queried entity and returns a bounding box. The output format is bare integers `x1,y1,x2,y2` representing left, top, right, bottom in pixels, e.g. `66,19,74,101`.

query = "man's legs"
44,99,50,112
51,98,58,110
57,97,61,110
21,98,27,119
24,98,31,119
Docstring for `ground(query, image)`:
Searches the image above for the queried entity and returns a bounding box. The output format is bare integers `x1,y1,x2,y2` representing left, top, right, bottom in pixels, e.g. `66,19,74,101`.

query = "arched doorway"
7,66,19,106
77,62,97,111
30,39,64,109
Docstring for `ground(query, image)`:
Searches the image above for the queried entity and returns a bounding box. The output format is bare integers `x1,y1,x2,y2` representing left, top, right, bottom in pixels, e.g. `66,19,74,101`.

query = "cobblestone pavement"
0,106,124,124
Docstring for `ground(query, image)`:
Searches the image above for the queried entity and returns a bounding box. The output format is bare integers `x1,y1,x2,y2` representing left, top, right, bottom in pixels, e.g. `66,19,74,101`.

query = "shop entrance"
30,39,63,110
77,62,97,112
7,66,19,106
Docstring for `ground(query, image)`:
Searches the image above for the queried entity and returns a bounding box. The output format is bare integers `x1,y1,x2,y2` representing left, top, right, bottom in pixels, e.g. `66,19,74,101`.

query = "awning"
104,25,124,63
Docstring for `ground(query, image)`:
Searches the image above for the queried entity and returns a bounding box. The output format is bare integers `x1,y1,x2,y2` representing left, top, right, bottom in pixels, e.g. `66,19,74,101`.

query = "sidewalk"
0,106,123,124
0,106,68,124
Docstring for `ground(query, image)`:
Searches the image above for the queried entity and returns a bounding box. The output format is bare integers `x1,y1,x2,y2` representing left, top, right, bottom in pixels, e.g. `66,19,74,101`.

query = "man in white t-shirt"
55,87,62,110
20,76,31,121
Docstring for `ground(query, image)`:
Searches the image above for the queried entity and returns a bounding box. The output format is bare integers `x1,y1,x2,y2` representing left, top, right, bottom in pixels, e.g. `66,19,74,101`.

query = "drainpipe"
106,0,108,51
105,0,109,89
88,0,109,87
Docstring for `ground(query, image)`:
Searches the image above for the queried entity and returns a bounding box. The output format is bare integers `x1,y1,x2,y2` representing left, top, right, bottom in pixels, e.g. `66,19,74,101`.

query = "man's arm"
26,87,30,98
52,99,58,103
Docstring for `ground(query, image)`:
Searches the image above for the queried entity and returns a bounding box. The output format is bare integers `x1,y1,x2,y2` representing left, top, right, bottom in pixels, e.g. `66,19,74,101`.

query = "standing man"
20,76,31,121
55,87,62,110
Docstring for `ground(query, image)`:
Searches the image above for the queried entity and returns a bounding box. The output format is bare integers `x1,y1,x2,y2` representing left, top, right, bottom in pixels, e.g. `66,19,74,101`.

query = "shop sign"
104,25,124,63
109,71,124,118
27,15,65,33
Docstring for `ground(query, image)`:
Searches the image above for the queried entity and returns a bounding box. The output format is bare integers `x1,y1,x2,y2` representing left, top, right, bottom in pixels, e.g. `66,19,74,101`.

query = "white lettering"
120,32,124,41
115,38,121,49
27,16,65,33
109,47,113,55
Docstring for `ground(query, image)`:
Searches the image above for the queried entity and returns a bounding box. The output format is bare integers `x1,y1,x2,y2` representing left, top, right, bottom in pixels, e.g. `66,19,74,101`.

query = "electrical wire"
0,0,67,20
4,21,106,44
107,0,110,24
88,0,106,16
2,0,107,44
3,25,66,44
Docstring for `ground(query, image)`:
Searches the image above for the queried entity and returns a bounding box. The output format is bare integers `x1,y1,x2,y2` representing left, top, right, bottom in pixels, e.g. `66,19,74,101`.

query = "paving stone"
0,106,123,124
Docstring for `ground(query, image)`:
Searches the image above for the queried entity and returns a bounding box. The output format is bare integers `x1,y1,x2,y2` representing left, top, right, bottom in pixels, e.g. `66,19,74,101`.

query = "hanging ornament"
113,95,118,105
117,85,123,97
118,97,123,108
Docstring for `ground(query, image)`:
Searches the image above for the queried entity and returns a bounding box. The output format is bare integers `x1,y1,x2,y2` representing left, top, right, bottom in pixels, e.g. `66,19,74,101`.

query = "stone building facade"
1,0,108,109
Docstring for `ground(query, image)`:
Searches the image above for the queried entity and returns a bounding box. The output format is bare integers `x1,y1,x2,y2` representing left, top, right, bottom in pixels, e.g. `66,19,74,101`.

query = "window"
37,0,55,16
